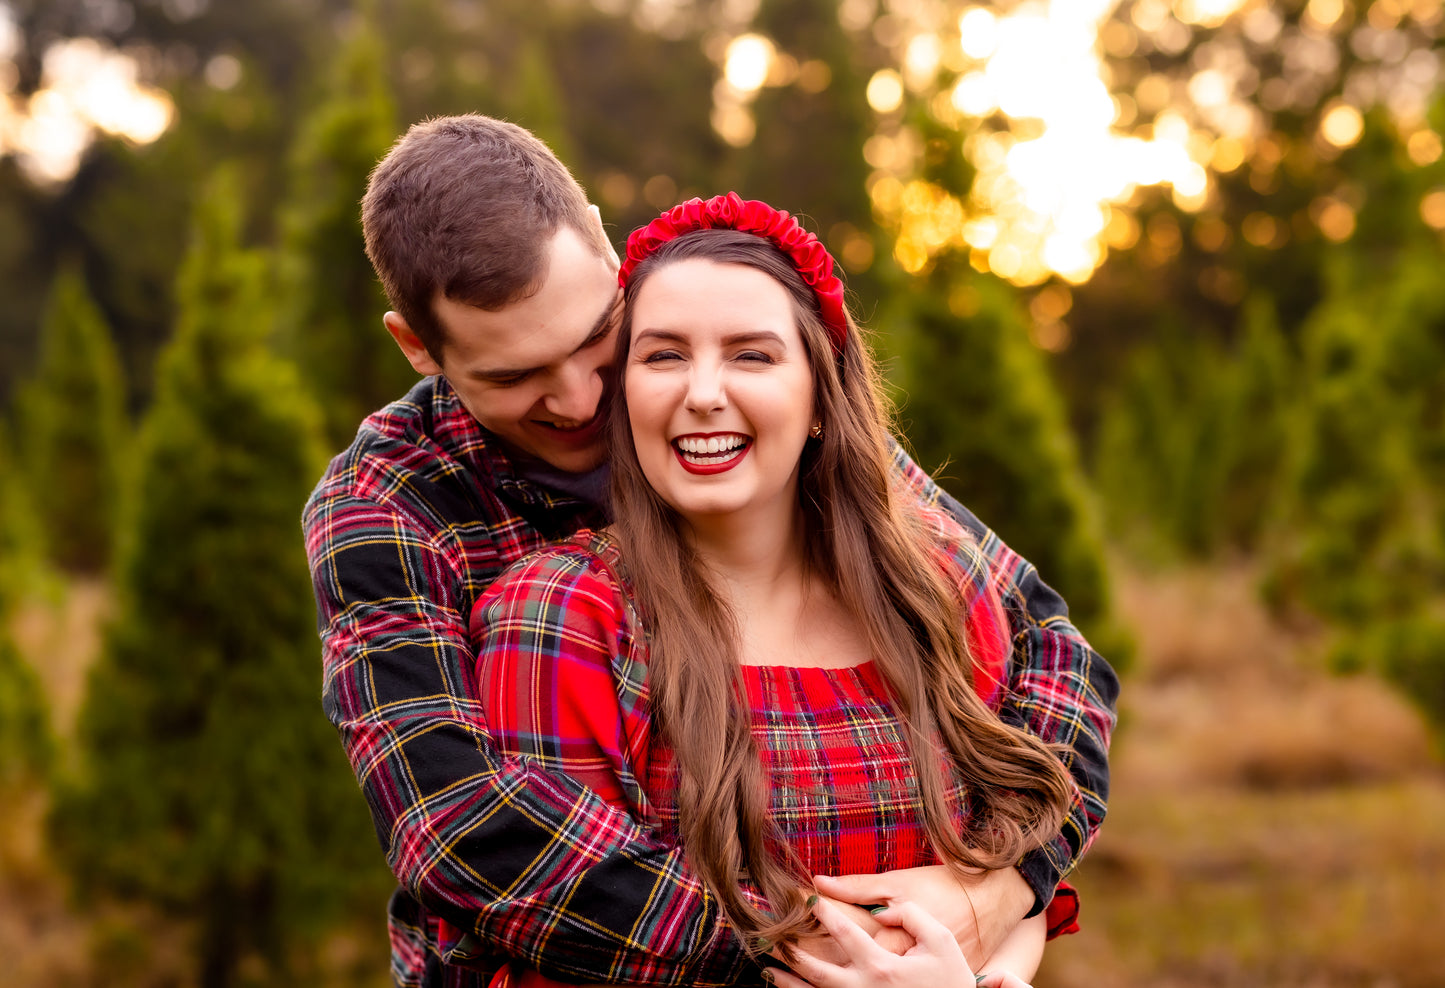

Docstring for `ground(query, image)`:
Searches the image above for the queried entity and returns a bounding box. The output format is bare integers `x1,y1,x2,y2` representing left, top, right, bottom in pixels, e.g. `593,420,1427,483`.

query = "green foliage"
510,34,577,165
1265,247,1445,735
1092,297,1295,560
52,171,388,987
276,20,412,449
0,428,53,791
1268,253,1445,625
739,0,876,240
881,264,1130,668
12,266,129,573
0,633,51,792
1215,297,1295,550
1092,329,1227,559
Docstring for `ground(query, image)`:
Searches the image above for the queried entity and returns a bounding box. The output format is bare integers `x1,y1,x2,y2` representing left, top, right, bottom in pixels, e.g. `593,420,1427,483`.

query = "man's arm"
887,440,1120,911
305,488,749,986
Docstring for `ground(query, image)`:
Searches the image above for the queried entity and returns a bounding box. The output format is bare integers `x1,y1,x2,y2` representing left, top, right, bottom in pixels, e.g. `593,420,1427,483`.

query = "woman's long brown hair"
608,229,1075,953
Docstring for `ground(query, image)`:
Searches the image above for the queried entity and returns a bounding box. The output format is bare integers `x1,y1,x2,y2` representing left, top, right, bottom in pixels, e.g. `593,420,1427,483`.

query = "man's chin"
536,441,608,474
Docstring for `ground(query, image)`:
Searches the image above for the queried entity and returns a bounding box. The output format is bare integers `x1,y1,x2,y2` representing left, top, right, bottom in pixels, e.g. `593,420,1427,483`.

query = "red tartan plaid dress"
469,521,1078,988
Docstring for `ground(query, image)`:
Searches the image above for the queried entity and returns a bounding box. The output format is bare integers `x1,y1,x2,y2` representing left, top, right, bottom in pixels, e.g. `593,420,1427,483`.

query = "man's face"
390,225,622,473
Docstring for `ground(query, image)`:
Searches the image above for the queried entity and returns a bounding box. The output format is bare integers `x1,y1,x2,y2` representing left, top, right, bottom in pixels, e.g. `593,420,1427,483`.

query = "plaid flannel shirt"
303,375,1118,988
470,520,1080,988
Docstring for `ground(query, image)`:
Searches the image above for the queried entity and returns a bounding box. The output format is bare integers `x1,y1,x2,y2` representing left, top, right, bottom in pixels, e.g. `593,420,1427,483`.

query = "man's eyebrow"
573,293,622,353
469,291,621,381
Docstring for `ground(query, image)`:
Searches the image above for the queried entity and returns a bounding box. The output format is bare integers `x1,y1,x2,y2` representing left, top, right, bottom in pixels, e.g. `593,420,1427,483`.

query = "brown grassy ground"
4,564,1443,986
1039,560,1445,988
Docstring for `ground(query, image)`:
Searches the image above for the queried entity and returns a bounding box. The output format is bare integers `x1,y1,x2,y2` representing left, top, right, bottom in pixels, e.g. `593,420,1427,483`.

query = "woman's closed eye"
639,348,685,364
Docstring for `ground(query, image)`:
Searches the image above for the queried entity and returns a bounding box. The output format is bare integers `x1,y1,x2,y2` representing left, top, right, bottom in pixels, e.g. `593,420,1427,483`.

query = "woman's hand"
811,867,1034,968
763,895,1034,988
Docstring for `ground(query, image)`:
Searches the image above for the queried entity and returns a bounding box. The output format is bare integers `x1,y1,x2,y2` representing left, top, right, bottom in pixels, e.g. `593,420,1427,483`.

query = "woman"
472,194,1078,987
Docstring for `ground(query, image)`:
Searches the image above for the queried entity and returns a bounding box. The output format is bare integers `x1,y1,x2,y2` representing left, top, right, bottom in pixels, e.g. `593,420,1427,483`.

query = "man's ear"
383,311,444,377
589,204,622,270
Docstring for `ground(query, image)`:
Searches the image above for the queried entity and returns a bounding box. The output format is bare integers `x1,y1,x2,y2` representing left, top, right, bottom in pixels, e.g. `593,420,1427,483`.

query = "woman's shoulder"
497,528,625,589
472,529,635,636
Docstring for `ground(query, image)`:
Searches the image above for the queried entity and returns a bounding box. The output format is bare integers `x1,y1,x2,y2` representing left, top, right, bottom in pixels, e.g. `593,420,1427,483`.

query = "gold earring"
809,422,824,439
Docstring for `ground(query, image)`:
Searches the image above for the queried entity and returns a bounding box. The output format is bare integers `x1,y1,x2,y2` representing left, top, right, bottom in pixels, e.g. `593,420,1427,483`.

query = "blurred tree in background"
1092,294,1295,561
1,0,1444,981
0,427,53,795
737,0,878,247
49,172,389,987
12,266,129,573
274,14,410,450
1264,241,1445,732
882,259,1128,664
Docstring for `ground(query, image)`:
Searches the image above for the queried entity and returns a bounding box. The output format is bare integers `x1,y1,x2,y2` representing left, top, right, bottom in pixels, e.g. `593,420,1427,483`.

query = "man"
304,114,1118,988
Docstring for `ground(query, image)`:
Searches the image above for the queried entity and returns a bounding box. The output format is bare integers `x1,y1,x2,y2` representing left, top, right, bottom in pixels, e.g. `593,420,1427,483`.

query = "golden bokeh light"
903,34,942,91
710,101,755,148
1,37,174,185
867,69,905,113
1175,0,1250,27
1192,214,1231,252
865,0,1233,289
724,34,774,92
1420,189,1445,230
1304,0,1346,30
1319,102,1364,148
959,7,1000,59
1241,212,1281,248
1030,283,1073,322
1406,129,1442,166
1312,196,1357,242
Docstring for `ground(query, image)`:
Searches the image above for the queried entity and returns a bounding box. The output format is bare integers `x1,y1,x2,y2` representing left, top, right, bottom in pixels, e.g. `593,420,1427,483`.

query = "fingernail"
761,971,775,984
756,937,772,952
805,894,819,908
868,904,888,915
976,977,986,985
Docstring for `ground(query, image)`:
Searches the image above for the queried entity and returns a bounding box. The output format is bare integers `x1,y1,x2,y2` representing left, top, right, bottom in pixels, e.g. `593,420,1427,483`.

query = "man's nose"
542,360,604,423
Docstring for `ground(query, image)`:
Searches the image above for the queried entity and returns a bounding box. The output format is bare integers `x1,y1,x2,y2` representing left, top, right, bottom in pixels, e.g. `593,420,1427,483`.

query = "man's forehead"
435,279,618,370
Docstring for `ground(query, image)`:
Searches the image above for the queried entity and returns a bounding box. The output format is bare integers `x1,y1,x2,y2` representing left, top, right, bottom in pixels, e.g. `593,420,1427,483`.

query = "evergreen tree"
1091,303,1295,560
0,426,52,793
13,266,128,573
1266,248,1445,734
1215,295,1295,552
509,34,577,166
1097,329,1235,558
276,17,411,449
881,263,1130,667
740,0,878,240
1269,256,1442,626
52,171,387,987
1092,338,1199,559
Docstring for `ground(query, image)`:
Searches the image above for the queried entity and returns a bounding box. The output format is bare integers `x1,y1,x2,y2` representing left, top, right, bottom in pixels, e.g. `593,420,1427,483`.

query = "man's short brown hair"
361,114,608,358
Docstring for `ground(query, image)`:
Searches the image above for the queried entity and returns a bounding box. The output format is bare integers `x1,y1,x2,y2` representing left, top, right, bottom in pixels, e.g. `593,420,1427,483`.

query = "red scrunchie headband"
619,192,849,354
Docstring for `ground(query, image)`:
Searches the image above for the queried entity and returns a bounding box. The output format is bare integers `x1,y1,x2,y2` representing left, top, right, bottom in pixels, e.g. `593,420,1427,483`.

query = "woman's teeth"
675,435,748,461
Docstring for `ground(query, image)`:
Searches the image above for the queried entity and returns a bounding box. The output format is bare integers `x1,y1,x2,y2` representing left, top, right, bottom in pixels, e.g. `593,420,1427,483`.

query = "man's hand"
812,866,1034,967
780,894,914,965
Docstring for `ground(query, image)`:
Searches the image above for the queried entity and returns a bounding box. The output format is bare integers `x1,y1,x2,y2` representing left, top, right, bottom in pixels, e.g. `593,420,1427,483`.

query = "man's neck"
504,445,610,507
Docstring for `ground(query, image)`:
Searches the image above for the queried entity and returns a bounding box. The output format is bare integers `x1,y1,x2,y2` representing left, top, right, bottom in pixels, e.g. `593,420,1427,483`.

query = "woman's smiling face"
624,258,816,529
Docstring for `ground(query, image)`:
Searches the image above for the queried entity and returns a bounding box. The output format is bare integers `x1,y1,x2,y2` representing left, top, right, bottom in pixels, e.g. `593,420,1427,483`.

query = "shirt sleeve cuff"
1017,850,1061,918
